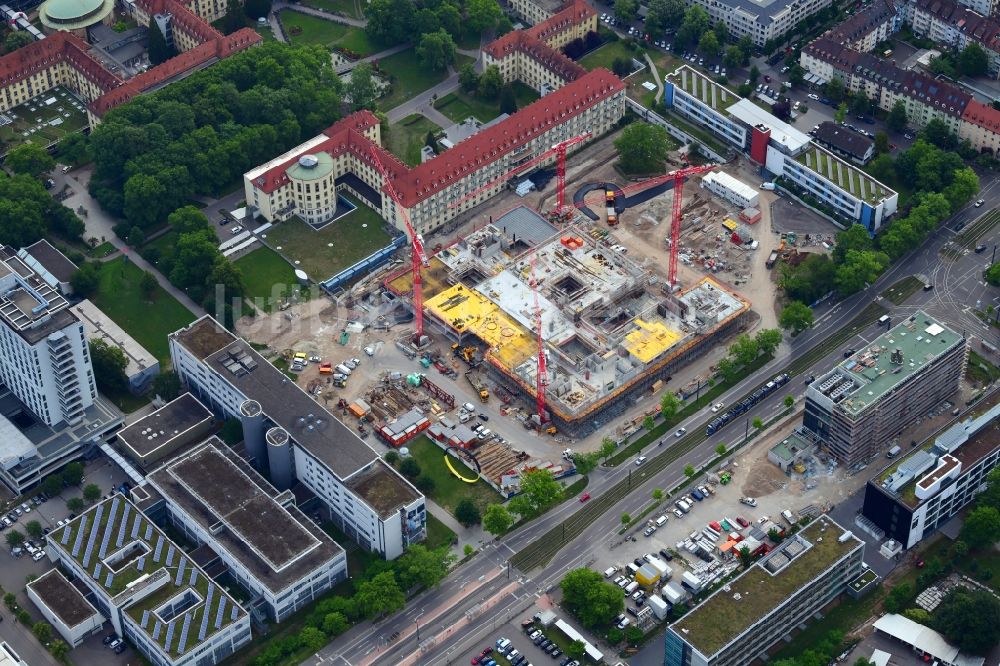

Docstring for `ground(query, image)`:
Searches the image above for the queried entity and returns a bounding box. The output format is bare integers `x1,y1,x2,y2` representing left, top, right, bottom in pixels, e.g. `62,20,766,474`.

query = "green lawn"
376,48,450,110
261,194,393,281
425,513,457,550
234,246,306,312
301,0,361,19
279,10,377,55
404,436,503,517
579,41,640,71
91,257,196,365
255,25,275,41
87,241,117,258
386,114,440,166
435,83,541,124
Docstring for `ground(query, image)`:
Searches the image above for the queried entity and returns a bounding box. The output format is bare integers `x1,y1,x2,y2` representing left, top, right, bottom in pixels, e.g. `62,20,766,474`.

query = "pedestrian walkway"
271,0,366,27
644,52,663,103
424,497,487,554
336,42,411,74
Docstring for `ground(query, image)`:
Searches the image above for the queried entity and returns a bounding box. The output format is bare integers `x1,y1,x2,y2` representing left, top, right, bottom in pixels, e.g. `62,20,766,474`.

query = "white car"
758,515,770,525
230,225,244,235
32,551,45,562
674,427,687,438
711,402,724,412
635,456,647,466
974,199,985,207
807,93,820,101
673,508,684,518
364,346,375,356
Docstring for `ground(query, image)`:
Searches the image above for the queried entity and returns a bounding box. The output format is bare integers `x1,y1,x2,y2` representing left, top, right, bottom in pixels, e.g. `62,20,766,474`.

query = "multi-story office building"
662,66,898,231
145,438,347,622
684,0,832,47
0,245,96,428
169,316,425,559
46,495,252,666
26,569,103,647
863,402,1000,549
664,517,864,666
803,313,967,467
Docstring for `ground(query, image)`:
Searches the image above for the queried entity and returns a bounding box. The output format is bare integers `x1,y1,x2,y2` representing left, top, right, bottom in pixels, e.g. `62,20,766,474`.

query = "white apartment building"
146,438,347,622
0,245,96,428
46,495,252,666
169,316,426,560
685,0,832,47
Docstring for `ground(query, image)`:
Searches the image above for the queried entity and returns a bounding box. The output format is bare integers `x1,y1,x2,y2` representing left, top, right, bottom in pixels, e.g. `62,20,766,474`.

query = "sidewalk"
425,498,487,554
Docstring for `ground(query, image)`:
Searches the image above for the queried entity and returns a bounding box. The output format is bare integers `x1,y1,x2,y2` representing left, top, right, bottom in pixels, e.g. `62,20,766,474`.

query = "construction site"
383,205,751,436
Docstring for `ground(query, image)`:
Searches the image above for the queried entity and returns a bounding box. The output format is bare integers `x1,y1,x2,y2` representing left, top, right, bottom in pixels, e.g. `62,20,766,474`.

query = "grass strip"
879,275,923,305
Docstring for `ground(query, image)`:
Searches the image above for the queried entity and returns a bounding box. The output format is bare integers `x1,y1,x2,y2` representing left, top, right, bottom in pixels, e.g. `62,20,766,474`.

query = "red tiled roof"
0,31,122,91
910,0,1000,52
962,98,1000,133
526,0,594,43
252,69,624,208
826,0,895,45
483,31,586,82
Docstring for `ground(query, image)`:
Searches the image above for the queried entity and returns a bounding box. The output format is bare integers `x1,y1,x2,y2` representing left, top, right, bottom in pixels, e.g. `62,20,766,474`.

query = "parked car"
674,427,686,438
975,199,985,207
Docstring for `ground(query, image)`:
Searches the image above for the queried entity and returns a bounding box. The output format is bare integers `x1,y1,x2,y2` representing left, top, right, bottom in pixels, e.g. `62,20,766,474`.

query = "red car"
736,516,749,528
579,492,591,502
471,647,493,663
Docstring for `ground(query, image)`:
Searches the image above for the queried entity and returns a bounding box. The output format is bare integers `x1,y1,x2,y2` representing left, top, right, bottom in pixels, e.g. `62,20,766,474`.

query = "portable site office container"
703,527,720,542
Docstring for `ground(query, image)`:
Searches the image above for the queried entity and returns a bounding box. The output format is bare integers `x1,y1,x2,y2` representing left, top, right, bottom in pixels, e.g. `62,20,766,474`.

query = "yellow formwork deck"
424,284,535,368
622,319,684,364
386,256,454,299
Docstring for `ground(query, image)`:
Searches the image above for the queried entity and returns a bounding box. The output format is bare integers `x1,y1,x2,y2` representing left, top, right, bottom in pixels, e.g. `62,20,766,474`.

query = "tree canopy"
560,568,624,628
416,29,457,71
615,123,672,173
89,338,129,393
6,142,55,177
933,588,1000,654
779,301,814,333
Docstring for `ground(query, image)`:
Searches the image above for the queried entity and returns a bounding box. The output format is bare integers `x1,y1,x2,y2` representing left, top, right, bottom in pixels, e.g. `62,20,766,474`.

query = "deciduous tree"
482,504,513,535
933,588,1000,654
958,42,989,77
960,505,1000,546
395,544,454,590
83,483,102,503
660,392,680,420
560,568,624,628
614,0,638,22
416,30,456,71
614,123,672,173
71,262,101,297
347,63,378,111
519,468,563,512
454,499,481,527
779,301,814,332
6,143,55,177
466,0,503,33
478,65,503,99
62,462,84,486
89,338,128,393
355,572,404,618
24,521,42,539
887,100,908,132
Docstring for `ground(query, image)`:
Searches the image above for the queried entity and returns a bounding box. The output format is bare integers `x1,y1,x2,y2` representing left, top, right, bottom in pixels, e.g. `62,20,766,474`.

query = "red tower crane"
666,164,716,288
369,147,428,342
447,133,592,212
528,255,548,424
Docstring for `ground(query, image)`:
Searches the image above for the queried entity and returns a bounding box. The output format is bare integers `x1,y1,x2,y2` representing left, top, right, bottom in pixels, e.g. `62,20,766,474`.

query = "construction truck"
606,189,618,225
465,372,489,402
765,250,779,269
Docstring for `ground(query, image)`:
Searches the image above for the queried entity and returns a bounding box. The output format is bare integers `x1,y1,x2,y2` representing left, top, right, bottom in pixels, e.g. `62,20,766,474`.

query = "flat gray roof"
22,240,77,283
493,206,559,248
172,317,392,480
148,438,342,594
117,392,213,460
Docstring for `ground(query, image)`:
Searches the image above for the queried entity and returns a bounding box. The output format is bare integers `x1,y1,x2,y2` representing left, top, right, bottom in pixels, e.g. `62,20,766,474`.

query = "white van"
655,515,668,527
459,412,471,423
604,566,618,578
625,581,640,594
335,364,352,376
626,562,640,575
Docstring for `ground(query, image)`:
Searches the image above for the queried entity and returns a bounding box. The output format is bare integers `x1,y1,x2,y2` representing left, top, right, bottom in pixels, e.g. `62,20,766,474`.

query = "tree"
887,100,908,132
754,328,782,357
824,77,845,102
322,611,348,636
466,0,503,33
152,371,181,401
478,65,503,99
606,627,624,644
611,57,633,77
244,0,271,18
560,568,624,628
6,143,55,178
49,640,69,660
958,42,989,77
566,640,586,659
355,571,404,618
32,622,52,644
783,394,794,409
788,64,805,87
715,443,727,456
684,464,695,478
298,626,326,652
933,588,1000,654
398,457,421,478
499,86,517,115
70,262,101,296
835,249,889,294
57,133,89,165
364,0,414,44
980,468,1000,511
834,223,874,264
3,31,33,54
62,462,84,486
729,334,759,366
482,504,513,535
463,544,474,557
625,625,643,643
850,92,871,117
42,475,63,498
89,338,128,394
205,255,245,305
621,512,631,526
660,392,681,421
749,65,760,83
66,497,84,513
416,30,456,71
615,123,672,173
221,0,248,34
571,452,599,476
646,0,685,36
712,19,727,43
347,63,378,112
24,521,42,539
752,417,763,430
147,21,176,65
920,118,957,150
83,483,102,504
874,131,890,155
138,270,158,299
614,0,638,22
600,437,617,461
779,301,814,332
459,63,479,92
677,6,710,50
5,530,24,548
903,608,931,624
985,263,1000,286
643,415,655,432
395,544,454,590
167,206,210,235
723,46,742,69
834,102,848,124
698,31,719,57
652,488,664,501
520,468,563,512
960,505,1000,546
454,499,481,527
384,450,400,465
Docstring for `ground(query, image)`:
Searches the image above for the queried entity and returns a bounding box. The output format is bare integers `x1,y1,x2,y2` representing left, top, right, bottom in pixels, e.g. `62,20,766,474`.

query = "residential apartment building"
46,495,252,666
0,245,96,428
509,0,564,25
245,69,625,235
663,66,898,231
801,38,1000,152
145,438,347,622
825,0,901,52
958,0,998,18
899,0,1000,78
664,518,865,666
169,316,426,560
803,313,967,467
863,402,1000,549
812,121,876,165
684,0,832,47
